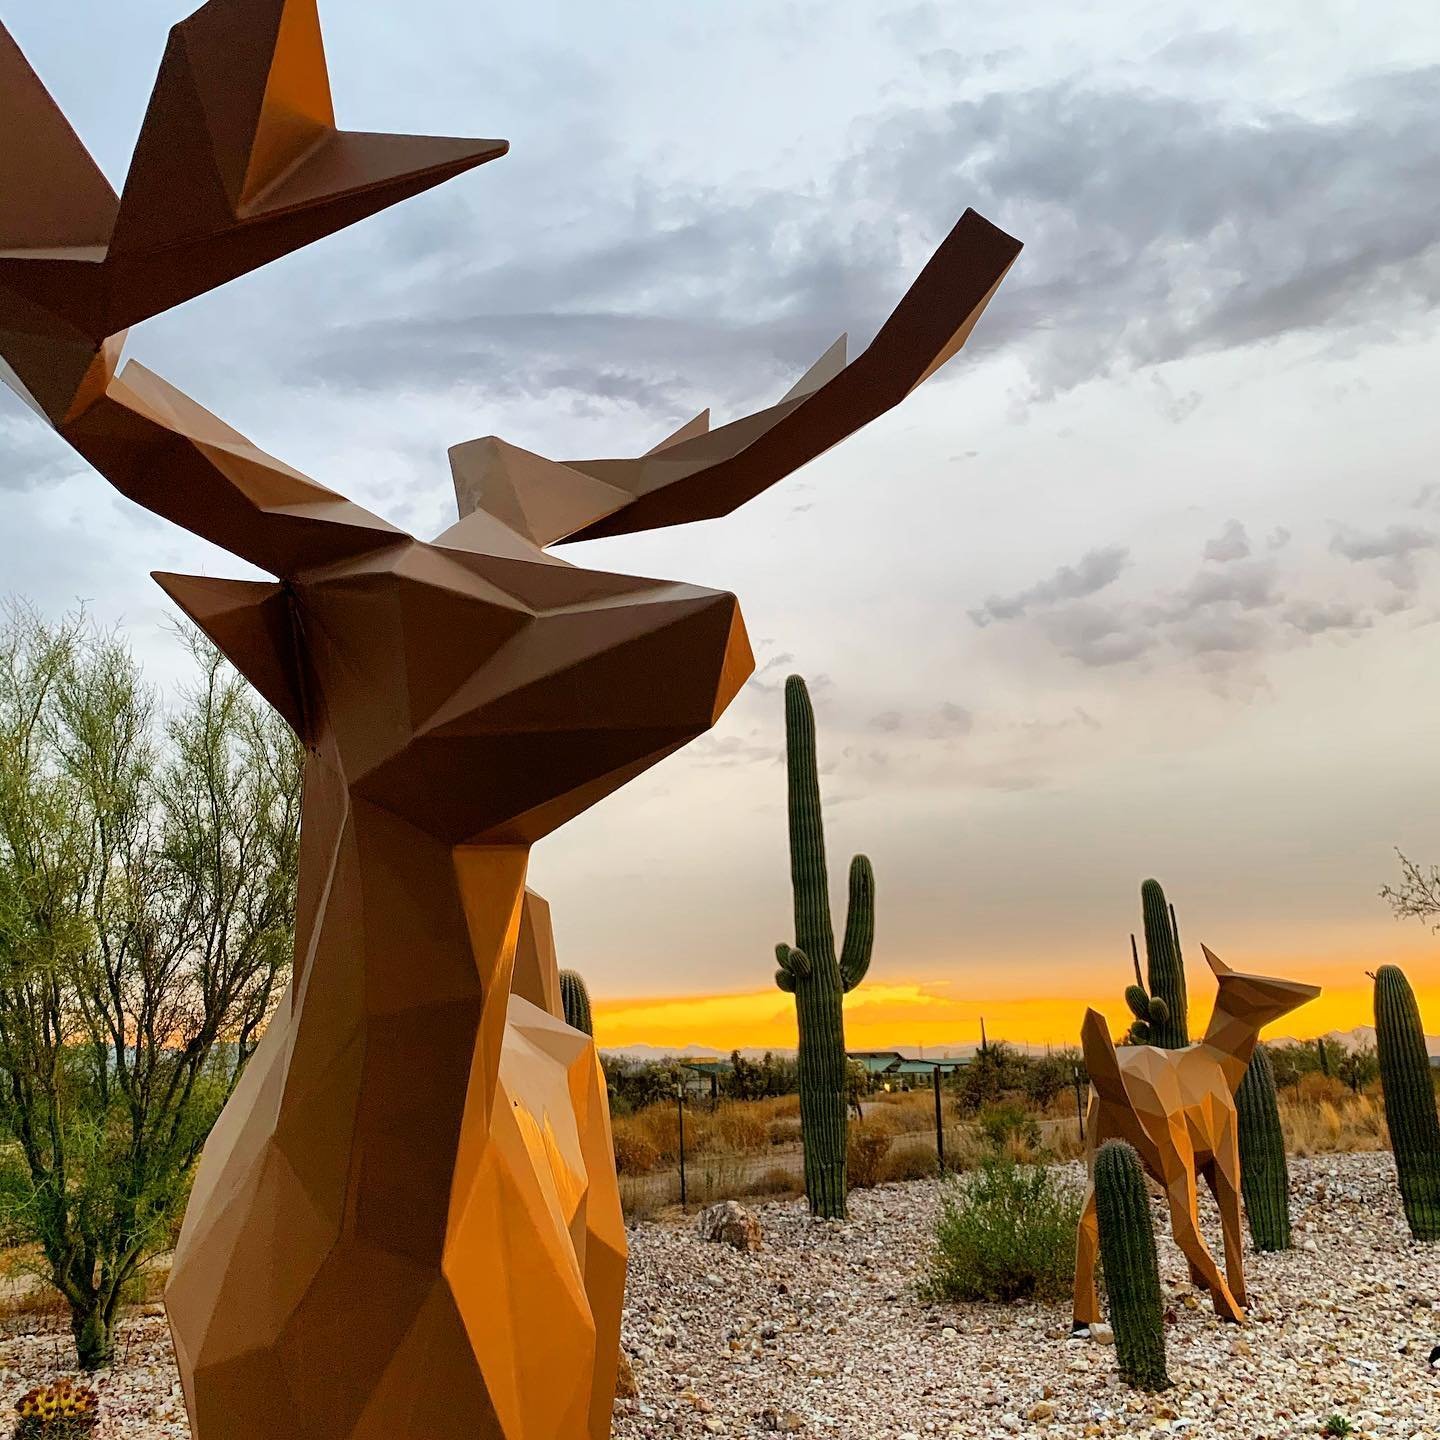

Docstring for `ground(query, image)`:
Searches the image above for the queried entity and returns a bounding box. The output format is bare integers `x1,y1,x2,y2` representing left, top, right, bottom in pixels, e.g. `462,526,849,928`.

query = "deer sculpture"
0,2,1020,1436
1074,946,1319,1332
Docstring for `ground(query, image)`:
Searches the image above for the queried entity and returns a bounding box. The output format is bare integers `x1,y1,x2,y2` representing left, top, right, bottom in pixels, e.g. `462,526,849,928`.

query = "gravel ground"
615,1153,1440,1440
0,1153,1432,1438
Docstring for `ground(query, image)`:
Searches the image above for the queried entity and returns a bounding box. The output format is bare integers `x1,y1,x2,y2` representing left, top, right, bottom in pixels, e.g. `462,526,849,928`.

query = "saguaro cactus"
1236,1044,1291,1250
1373,965,1440,1240
774,675,875,1219
1140,879,1188,1047
1094,1140,1170,1392
560,970,594,1037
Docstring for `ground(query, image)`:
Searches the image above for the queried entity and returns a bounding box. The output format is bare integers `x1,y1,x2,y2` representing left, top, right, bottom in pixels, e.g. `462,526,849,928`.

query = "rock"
1026,1400,1056,1420
757,1405,803,1431
1090,1323,1114,1345
615,1350,640,1399
696,1200,763,1253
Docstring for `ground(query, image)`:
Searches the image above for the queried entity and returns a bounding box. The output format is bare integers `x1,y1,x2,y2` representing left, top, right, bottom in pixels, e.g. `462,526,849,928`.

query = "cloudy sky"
4,0,1440,1048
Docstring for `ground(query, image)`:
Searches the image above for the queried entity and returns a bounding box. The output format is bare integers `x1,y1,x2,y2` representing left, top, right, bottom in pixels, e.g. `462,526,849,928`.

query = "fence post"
676,1085,688,1210
933,1065,945,1174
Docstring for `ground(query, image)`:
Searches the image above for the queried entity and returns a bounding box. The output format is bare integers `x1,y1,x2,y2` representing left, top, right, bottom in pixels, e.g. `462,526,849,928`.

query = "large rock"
695,1200,763,1252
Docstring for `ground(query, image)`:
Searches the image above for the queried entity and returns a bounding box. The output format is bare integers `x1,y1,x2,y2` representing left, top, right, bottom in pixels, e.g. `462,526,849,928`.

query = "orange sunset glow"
593,955,1440,1054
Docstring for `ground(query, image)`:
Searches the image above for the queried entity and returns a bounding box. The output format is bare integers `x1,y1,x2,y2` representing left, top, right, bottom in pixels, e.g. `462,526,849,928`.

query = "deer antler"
0,0,505,576
447,209,1020,547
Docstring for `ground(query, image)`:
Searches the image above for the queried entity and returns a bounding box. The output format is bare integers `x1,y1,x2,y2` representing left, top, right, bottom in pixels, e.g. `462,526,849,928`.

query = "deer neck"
280,750,530,1261
1201,998,1259,1092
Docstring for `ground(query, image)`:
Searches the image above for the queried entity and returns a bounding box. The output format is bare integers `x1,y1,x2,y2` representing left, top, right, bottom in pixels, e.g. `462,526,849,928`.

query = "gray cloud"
1203,519,1251,563
969,545,1129,627
0,417,79,493
1283,600,1373,636
1173,558,1280,613
974,530,1415,672
1036,601,1150,668
1330,523,1437,603
1330,524,1436,563
278,58,1440,429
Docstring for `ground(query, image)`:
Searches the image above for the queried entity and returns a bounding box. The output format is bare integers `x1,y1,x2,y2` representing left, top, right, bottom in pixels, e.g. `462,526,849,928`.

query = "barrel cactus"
774,675,874,1219
560,969,594,1037
1373,965,1440,1240
1236,1044,1291,1250
1094,1139,1170,1392
1139,879,1188,1047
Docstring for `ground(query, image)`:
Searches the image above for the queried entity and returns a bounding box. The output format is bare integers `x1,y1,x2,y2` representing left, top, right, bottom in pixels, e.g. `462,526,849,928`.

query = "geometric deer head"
1,4,1022,1438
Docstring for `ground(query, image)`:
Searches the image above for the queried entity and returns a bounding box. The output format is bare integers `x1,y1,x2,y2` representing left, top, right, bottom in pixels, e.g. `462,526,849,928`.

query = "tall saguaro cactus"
774,675,875,1219
1140,879,1188,1048
1373,965,1440,1240
1236,1044,1291,1250
1094,1140,1170,1392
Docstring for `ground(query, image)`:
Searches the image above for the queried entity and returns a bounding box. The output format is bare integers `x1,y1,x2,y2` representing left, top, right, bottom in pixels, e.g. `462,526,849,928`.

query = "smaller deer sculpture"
1074,946,1319,1330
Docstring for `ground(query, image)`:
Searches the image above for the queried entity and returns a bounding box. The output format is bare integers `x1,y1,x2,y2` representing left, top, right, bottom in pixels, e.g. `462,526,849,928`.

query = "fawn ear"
1202,944,1232,979
154,572,308,739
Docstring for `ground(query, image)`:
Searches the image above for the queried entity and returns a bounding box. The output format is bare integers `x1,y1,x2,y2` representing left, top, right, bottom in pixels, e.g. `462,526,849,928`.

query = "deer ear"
1201,944,1232,978
153,572,308,739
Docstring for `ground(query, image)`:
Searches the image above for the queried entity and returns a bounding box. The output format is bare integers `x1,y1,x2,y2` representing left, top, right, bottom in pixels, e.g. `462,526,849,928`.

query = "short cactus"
560,969,594,1037
1094,1139,1170,1392
1236,1044,1291,1250
14,1379,99,1436
1373,965,1440,1240
774,675,874,1219
1122,935,1169,1045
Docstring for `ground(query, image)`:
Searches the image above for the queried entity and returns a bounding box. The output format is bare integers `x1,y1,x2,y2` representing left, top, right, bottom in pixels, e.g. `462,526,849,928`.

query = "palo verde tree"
0,605,301,1369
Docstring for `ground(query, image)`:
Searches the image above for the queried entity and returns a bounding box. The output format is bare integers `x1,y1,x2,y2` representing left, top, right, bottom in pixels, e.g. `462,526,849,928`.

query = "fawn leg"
1164,1165,1245,1324
1072,1183,1102,1330
1207,1139,1249,1311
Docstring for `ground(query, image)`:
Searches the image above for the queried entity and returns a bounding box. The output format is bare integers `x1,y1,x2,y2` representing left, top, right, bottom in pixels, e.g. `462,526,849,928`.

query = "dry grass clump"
1280,1087,1385,1157
846,1125,893,1189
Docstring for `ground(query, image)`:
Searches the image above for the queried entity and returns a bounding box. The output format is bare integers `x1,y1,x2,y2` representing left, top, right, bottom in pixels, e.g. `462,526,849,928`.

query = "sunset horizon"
591,939,1440,1054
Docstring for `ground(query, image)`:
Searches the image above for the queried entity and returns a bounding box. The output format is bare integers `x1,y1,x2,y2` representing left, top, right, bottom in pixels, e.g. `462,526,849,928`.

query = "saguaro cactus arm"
775,943,812,992
838,855,875,993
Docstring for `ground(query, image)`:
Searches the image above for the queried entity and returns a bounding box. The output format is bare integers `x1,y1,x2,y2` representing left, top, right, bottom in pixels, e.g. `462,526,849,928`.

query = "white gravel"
614,1153,1440,1440
0,1153,1433,1438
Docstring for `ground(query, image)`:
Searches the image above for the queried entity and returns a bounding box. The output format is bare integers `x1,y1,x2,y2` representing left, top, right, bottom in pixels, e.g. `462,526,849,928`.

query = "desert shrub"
978,1101,1041,1152
1295,1073,1351,1106
1022,1053,1073,1110
847,1125,893,1189
713,1104,768,1155
14,1380,99,1436
921,1156,1080,1302
879,1136,942,1183
741,1165,803,1198
612,1128,661,1176
767,1117,802,1147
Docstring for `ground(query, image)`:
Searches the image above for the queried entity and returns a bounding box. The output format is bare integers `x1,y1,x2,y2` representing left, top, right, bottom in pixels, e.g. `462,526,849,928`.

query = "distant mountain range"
603,1027,1440,1063
1274,1025,1440,1058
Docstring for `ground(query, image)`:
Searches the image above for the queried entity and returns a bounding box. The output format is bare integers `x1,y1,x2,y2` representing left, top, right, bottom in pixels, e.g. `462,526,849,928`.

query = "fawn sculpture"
0,1,1020,1435
1074,946,1318,1330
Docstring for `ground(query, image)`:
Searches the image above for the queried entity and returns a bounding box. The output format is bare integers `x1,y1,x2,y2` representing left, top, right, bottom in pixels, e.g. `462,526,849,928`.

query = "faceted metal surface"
1075,947,1319,1327
0,2,1021,1434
